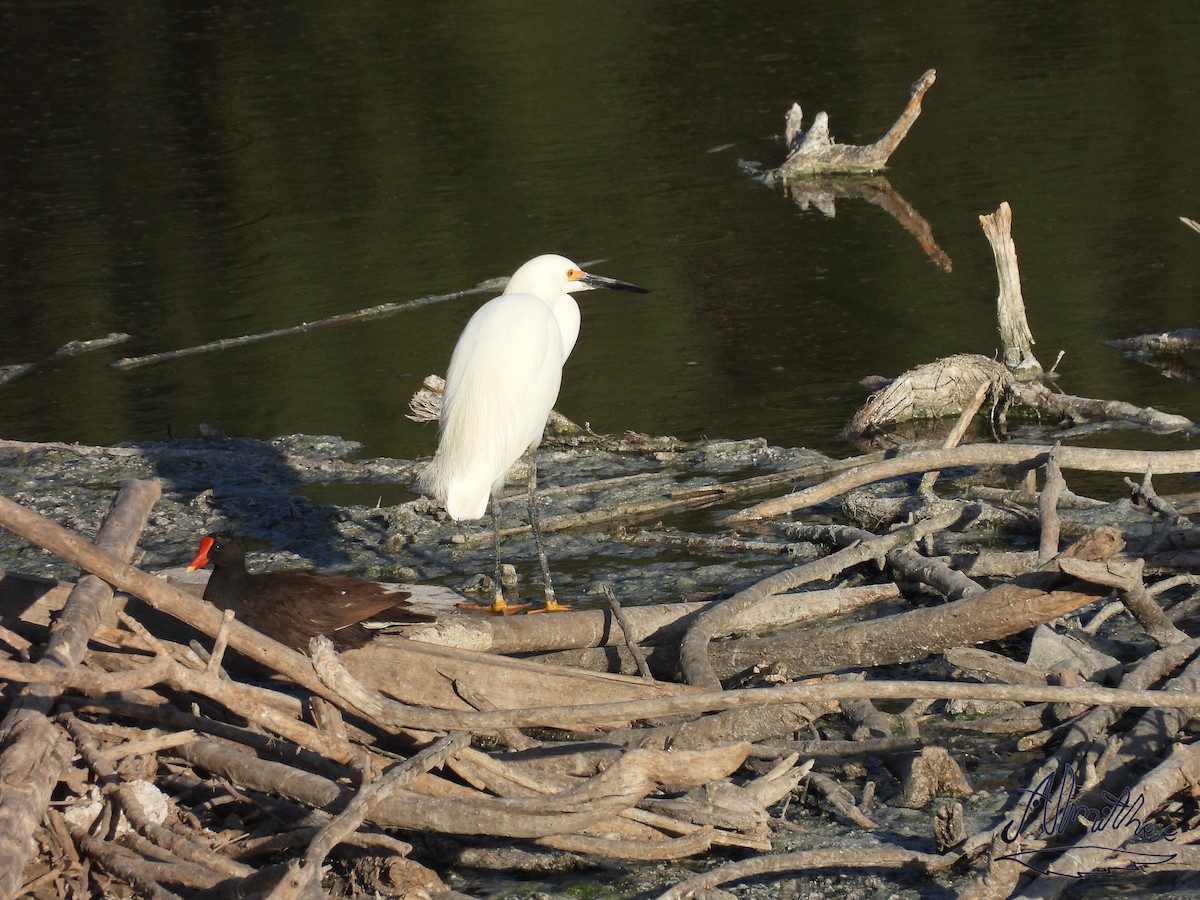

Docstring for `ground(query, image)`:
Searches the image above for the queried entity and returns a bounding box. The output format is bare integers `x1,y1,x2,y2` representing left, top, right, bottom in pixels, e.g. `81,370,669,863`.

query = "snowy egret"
421,254,648,613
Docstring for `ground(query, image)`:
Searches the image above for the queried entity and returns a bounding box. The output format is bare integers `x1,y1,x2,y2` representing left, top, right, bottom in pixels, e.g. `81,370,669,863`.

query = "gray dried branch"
680,506,973,690
723,444,1200,523
777,69,937,176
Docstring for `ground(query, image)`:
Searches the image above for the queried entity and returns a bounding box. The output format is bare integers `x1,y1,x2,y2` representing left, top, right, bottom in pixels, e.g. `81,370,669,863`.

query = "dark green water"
3,1,1200,462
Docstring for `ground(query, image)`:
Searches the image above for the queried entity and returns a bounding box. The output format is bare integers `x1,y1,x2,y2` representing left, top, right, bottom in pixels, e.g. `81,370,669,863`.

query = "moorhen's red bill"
186,533,434,650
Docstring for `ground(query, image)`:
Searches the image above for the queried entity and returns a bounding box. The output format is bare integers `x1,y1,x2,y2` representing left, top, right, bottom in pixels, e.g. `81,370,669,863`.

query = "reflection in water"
780,176,953,273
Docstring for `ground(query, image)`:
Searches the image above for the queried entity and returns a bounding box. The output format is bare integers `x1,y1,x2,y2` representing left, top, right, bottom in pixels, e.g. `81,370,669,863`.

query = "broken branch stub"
981,201,1043,378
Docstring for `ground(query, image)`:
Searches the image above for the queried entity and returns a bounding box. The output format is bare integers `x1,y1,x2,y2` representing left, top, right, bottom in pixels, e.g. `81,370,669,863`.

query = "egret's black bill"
582,272,650,294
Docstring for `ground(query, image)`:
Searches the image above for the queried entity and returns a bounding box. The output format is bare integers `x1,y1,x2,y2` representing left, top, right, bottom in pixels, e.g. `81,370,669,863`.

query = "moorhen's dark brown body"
187,533,434,650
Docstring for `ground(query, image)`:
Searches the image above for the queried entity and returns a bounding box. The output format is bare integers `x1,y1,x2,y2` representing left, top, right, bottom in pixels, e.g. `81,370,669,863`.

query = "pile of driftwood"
3,431,1200,898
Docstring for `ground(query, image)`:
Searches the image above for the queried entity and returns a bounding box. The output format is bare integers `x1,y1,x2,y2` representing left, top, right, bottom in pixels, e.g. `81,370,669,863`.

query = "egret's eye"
566,268,578,280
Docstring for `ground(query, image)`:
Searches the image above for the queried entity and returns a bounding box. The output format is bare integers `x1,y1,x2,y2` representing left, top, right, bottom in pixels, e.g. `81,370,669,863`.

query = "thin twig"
303,732,468,870
602,585,654,680
112,278,507,370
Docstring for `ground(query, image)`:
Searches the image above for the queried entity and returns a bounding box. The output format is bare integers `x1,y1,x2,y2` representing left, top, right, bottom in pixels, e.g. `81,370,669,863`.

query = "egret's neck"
551,295,581,359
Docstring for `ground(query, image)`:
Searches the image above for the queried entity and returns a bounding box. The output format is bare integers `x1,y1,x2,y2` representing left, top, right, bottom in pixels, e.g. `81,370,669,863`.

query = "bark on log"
340,636,697,715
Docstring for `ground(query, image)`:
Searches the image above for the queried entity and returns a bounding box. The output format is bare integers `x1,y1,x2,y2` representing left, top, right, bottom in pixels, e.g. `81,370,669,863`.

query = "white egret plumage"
421,254,648,613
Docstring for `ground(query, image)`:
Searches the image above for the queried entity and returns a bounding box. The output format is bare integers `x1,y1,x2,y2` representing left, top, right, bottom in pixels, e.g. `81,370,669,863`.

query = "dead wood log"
1057,556,1188,648
776,69,937,177
750,736,923,763
174,735,749,839
681,506,973,689
1012,380,1193,432
717,528,1123,680
0,480,159,900
657,846,955,900
339,634,697,716
722,444,1200,523
315,669,1200,734
846,354,1013,438
0,652,173,693
1109,327,1200,357
404,584,899,654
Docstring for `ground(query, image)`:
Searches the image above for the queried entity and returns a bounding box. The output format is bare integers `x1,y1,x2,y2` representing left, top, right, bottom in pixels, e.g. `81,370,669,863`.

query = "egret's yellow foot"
528,598,572,614
455,597,531,615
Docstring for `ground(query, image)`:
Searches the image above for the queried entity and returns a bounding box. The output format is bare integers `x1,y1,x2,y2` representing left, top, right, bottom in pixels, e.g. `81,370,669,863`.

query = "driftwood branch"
112,278,507,370
777,69,936,176
722,444,1200,523
732,528,1122,679
0,480,160,898
680,506,972,690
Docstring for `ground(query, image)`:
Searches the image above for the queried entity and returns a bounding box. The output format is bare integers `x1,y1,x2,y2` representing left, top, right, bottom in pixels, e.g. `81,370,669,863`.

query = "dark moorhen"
186,533,434,650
